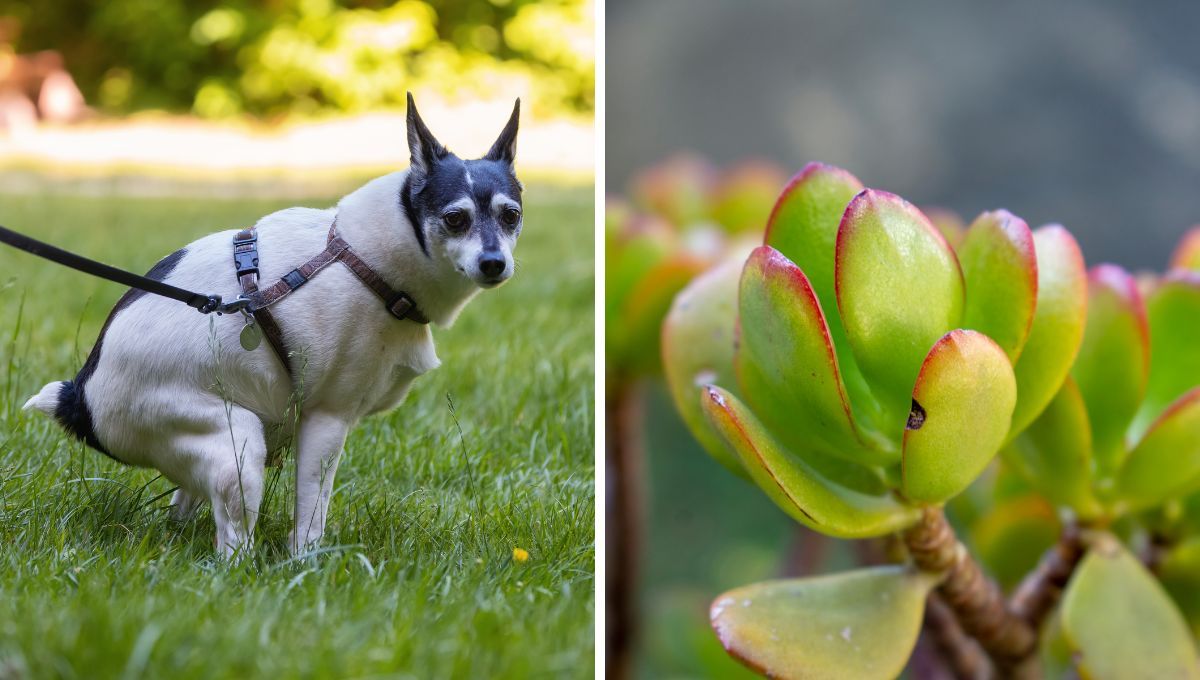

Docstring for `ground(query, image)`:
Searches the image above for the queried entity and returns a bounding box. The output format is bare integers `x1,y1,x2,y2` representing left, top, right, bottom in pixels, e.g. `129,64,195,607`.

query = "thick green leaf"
902,330,1017,504
1004,377,1102,517
1160,537,1200,637
662,259,746,476
958,210,1038,361
971,495,1059,590
1009,225,1088,439
765,162,865,304
1172,227,1200,272
710,567,938,680
1129,273,1200,443
702,386,919,538
1117,388,1200,510
836,190,965,432
1061,535,1200,679
1072,264,1150,473
736,246,892,466
763,163,886,436
1040,609,1076,680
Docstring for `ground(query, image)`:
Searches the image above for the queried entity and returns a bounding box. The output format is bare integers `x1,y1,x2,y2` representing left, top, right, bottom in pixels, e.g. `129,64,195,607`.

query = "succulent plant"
661,162,1200,679
1005,259,1200,520
664,162,1087,531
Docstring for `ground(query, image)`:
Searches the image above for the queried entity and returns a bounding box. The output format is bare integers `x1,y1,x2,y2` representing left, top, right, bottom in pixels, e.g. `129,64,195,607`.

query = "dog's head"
402,93,523,289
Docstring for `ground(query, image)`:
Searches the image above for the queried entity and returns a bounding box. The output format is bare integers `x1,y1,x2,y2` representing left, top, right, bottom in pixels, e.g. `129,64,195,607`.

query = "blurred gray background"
608,0,1200,270
608,2,1200,677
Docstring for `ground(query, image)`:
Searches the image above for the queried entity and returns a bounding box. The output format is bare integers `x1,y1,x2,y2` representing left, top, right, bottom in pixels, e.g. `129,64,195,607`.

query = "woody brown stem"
921,593,992,680
606,380,645,680
1010,521,1085,627
903,508,1038,678
1139,531,1174,575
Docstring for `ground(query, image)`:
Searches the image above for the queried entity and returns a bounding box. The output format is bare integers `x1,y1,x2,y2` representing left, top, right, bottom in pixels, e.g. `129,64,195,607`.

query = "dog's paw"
287,529,325,557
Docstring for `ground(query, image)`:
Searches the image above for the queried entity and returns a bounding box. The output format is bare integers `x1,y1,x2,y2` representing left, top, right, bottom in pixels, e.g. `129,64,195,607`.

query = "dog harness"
232,219,429,381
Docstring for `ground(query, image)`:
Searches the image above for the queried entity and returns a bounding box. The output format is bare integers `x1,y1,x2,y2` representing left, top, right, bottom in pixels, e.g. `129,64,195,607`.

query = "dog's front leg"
290,411,351,555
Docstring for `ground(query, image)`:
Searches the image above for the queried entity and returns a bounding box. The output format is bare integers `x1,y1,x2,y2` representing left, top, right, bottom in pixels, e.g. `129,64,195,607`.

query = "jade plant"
662,162,1200,678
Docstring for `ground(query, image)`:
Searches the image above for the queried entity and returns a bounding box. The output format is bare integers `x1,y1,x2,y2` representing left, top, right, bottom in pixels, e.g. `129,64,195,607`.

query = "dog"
23,94,524,558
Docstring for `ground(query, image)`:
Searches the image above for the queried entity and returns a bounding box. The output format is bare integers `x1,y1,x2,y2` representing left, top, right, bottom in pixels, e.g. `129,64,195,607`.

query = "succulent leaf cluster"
659,162,1200,679
664,162,1089,535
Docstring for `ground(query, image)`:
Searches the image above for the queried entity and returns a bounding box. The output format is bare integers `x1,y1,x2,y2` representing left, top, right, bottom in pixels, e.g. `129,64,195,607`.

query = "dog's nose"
478,251,506,279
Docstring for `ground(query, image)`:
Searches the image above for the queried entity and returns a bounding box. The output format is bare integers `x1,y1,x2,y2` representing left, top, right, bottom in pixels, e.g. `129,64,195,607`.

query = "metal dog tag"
239,321,262,351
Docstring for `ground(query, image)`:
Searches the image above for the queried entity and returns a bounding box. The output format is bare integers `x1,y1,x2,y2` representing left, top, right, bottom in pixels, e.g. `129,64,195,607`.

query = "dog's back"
23,205,335,460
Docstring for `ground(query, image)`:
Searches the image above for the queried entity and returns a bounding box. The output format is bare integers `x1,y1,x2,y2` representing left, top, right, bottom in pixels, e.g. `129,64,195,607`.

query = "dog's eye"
443,210,469,231
500,207,521,228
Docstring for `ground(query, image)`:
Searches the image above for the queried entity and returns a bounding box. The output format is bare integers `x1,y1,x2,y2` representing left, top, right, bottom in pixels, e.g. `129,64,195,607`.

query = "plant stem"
903,508,1037,678
1139,531,1174,575
920,593,992,680
1009,521,1084,626
606,379,644,680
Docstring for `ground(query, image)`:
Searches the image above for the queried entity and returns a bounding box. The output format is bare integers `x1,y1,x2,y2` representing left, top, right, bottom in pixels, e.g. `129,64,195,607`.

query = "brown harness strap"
232,218,429,380
234,228,294,380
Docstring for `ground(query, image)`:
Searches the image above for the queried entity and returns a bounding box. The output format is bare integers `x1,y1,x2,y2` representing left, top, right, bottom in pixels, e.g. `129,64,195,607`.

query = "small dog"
23,95,523,557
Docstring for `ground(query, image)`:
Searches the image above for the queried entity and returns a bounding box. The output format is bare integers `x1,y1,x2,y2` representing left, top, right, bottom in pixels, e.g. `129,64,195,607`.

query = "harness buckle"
387,293,416,319
233,248,258,277
233,230,259,278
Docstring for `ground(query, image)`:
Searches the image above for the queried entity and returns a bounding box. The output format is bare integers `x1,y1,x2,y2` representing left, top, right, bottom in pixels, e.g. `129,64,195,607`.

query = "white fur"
441,192,520,288
24,169,505,558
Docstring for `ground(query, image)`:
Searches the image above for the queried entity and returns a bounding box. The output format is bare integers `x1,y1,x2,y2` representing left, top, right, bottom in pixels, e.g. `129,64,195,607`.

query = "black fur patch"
55,247,187,462
400,174,427,257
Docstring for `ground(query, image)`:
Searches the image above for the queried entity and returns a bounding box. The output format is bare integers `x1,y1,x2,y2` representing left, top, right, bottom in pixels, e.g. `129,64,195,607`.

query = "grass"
0,183,595,679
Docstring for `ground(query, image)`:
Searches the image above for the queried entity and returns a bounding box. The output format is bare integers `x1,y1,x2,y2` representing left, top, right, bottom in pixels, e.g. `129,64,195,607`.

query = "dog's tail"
23,381,66,416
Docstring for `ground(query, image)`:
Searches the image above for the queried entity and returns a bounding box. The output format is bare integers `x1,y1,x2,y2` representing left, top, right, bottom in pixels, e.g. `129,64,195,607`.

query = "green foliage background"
0,0,593,119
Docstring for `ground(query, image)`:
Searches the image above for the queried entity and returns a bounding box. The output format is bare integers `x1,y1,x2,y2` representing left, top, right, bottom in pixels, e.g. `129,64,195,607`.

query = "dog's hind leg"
289,411,350,555
170,488,204,521
190,404,268,560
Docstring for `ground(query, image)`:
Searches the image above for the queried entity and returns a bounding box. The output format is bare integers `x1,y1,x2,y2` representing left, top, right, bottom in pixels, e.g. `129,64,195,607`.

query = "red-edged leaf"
736,246,892,466
1117,388,1200,511
711,568,938,680
1172,227,1200,272
902,330,1017,504
1130,272,1200,443
836,190,965,433
702,386,918,538
1008,225,1088,439
1071,264,1150,473
957,210,1038,361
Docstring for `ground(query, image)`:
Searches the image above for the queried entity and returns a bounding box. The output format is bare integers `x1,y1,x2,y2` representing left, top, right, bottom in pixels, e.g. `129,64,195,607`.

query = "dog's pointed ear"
407,92,447,179
484,98,520,164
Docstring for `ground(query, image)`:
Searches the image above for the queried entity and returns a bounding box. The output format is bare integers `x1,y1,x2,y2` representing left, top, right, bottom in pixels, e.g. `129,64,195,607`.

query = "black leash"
0,224,248,314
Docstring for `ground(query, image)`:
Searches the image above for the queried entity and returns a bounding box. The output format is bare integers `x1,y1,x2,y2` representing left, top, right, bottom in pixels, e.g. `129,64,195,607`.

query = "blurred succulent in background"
662,162,1200,679
605,154,784,679
606,155,785,379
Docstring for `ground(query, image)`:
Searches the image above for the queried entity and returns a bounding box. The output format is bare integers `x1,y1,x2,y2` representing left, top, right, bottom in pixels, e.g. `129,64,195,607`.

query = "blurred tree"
0,0,592,119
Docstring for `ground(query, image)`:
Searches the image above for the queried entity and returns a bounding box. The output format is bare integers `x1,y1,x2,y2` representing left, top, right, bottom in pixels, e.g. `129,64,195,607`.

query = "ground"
0,183,595,679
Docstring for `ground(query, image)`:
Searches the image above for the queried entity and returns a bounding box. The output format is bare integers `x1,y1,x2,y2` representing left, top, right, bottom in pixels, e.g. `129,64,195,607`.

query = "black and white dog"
24,95,524,557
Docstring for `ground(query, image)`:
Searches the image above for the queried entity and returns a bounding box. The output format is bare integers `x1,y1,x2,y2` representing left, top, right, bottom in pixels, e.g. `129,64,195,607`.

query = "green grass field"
0,183,595,679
